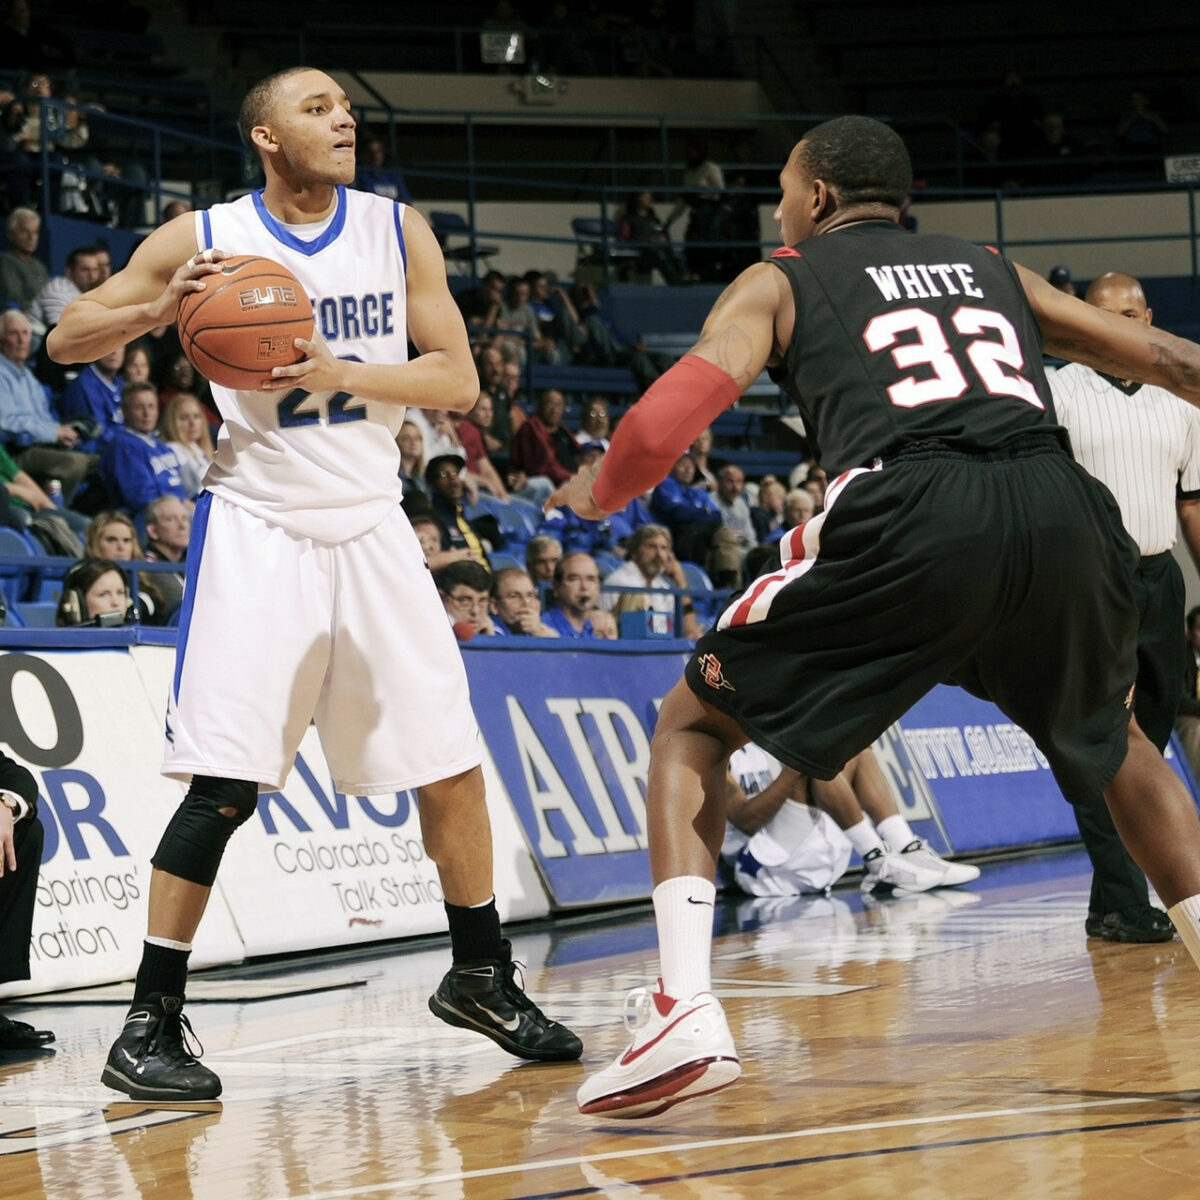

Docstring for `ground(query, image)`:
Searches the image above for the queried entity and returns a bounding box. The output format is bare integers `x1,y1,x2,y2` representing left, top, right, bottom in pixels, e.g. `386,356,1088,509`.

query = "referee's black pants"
1075,551,1185,916
0,815,43,984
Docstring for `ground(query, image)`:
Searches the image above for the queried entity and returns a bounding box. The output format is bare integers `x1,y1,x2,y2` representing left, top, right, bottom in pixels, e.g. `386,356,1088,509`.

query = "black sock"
444,897,503,964
132,941,191,1007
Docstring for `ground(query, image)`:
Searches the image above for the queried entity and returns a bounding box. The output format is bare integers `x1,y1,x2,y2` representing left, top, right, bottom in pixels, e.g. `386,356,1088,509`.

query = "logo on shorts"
697,652,734,692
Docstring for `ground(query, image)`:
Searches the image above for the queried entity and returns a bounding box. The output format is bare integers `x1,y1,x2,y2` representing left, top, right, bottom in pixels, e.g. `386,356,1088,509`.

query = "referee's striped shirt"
1049,363,1200,556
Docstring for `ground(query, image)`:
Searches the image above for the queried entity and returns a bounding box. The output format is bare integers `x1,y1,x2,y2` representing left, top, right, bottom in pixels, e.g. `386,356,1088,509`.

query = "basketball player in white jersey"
48,66,581,1102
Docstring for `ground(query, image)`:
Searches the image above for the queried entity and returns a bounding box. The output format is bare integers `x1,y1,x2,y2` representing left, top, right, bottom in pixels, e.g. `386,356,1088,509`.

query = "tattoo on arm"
696,324,757,385
1149,337,1200,394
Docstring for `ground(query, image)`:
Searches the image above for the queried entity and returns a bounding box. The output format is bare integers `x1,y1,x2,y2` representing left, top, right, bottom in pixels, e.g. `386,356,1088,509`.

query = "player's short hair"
237,66,314,148
797,116,912,210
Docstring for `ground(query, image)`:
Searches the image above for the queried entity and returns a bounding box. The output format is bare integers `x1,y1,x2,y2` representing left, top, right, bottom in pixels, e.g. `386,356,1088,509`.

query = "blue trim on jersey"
393,203,408,273
172,490,212,702
252,185,347,255
200,209,212,251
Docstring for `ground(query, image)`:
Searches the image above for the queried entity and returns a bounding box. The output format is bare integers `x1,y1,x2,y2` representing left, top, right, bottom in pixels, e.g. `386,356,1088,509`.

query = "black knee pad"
151,776,259,887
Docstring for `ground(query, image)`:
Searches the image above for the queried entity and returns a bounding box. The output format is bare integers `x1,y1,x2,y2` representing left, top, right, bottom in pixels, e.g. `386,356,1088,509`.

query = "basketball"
177,254,314,391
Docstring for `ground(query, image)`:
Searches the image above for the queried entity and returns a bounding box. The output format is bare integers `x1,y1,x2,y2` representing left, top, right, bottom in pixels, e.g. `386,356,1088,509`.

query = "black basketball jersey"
768,220,1061,473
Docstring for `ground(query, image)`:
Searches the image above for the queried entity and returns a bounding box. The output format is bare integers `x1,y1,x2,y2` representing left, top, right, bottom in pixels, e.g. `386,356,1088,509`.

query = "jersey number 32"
863,306,1043,410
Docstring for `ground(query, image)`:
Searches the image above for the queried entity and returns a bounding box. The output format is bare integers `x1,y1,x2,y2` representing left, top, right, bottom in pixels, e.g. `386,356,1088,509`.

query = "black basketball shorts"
685,438,1139,802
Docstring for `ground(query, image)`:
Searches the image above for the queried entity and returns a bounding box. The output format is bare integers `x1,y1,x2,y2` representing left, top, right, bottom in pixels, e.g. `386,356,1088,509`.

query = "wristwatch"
0,791,28,821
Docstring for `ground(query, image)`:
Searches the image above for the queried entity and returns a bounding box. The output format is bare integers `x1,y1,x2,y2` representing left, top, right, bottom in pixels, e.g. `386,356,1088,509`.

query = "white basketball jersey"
195,187,409,543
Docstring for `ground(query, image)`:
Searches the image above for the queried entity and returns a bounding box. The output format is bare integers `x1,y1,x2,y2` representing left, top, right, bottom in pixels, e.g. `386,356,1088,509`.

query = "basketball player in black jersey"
552,115,1200,1119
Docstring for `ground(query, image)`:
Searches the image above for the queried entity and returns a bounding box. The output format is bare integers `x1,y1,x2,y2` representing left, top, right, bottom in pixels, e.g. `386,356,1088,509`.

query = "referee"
1050,271,1200,942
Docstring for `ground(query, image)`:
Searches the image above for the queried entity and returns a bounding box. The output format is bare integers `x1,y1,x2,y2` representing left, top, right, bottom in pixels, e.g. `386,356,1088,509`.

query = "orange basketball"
177,254,314,391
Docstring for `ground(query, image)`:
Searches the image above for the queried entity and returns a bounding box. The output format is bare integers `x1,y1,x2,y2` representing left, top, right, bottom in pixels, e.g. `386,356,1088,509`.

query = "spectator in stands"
1036,112,1087,187
688,427,720,490
27,244,102,334
1115,88,1169,157
0,1,75,72
397,419,428,500
92,243,112,284
457,270,506,339
411,511,480,572
713,463,758,562
99,382,186,514
355,134,411,203
498,275,544,363
0,207,47,312
425,453,498,564
976,68,1047,167
1048,265,1076,296
650,451,723,565
451,395,511,501
752,476,787,542
437,560,495,638
490,566,558,637
0,308,92,500
501,357,526,410
574,397,611,449
666,138,728,281
84,511,170,623
59,344,124,452
159,392,212,499
120,342,151,385
524,270,583,365
476,342,522,455
544,550,606,638
0,433,85,538
0,741,52,1052
155,351,211,414
782,486,816,529
54,556,136,627
599,523,701,639
141,493,189,620
801,465,827,510
620,190,686,284
525,533,562,587
509,388,576,486
568,281,673,389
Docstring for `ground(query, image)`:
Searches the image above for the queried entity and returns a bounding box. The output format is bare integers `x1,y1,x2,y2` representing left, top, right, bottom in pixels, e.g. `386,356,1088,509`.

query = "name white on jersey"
195,187,409,543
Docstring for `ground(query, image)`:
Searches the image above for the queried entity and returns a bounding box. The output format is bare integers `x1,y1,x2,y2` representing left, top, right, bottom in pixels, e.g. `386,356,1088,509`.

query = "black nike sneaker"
100,993,222,1101
429,939,582,1062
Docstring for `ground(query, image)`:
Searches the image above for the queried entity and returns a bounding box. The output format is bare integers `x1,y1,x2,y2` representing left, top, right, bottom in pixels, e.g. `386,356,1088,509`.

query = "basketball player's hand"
260,335,340,393
546,463,608,520
154,248,230,327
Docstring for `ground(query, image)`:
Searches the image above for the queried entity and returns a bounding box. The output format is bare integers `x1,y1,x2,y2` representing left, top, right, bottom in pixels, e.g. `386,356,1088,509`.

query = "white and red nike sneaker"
577,981,740,1119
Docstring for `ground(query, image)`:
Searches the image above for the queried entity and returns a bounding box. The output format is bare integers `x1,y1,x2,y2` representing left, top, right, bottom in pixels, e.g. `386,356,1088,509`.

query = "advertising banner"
464,641,691,906
0,647,243,999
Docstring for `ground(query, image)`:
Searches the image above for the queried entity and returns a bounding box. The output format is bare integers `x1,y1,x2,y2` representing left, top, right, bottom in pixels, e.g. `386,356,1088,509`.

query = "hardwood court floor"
3,848,1200,1199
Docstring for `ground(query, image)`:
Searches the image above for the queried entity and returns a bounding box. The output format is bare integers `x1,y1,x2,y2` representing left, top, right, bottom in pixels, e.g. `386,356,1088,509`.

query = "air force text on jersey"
311,291,396,342
865,263,985,302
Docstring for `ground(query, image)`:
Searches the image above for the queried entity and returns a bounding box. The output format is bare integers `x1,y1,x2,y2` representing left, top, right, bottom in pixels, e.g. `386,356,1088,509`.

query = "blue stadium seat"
679,560,720,624
0,527,37,609
15,600,59,628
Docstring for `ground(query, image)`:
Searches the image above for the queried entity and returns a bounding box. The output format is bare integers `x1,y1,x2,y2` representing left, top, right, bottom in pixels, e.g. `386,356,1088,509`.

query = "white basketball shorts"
163,493,482,792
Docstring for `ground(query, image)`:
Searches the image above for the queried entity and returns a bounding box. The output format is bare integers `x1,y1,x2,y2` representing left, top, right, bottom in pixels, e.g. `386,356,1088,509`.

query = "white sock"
145,935,192,952
1168,895,1200,968
653,876,715,999
844,818,887,859
877,815,916,852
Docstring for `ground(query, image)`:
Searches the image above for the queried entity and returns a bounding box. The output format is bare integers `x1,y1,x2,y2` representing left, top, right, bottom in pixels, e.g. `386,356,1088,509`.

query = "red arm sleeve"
591,354,742,511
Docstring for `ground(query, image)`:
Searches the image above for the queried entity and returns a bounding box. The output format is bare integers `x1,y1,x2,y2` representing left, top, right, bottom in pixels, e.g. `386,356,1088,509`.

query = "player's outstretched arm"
1018,262,1200,406
547,262,786,519
47,214,211,365
261,208,478,411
